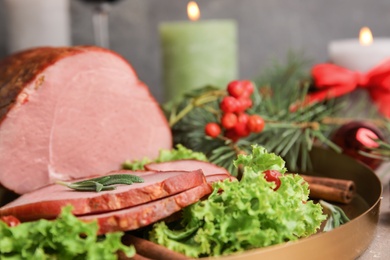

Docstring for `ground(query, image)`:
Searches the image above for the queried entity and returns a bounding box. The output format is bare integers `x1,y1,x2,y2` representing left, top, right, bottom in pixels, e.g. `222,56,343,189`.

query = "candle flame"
359,27,373,46
187,1,200,21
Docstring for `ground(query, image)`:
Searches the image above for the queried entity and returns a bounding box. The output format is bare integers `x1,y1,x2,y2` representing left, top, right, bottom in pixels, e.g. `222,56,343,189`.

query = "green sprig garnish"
56,174,144,192
319,200,350,231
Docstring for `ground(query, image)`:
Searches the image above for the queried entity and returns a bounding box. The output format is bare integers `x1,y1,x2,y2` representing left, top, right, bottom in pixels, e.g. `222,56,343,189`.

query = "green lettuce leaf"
122,144,208,170
149,145,326,257
234,145,286,174
0,206,135,260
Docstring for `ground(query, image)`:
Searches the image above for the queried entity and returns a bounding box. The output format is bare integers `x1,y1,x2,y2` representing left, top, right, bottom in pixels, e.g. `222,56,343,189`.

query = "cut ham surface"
79,183,212,235
206,173,236,184
0,46,172,194
145,160,234,184
145,160,230,176
0,170,206,222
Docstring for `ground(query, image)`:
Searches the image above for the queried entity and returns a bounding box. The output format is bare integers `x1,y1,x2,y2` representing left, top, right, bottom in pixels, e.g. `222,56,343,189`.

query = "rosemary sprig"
319,200,350,231
56,174,144,192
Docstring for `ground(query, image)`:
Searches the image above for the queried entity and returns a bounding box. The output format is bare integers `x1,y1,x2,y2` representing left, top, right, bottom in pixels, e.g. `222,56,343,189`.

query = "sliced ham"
79,183,212,235
145,160,234,183
0,169,206,222
0,46,172,194
205,173,236,183
145,160,230,176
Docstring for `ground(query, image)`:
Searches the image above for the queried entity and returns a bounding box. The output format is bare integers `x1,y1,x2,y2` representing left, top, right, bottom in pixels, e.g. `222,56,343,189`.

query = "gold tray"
210,147,382,260
0,147,382,260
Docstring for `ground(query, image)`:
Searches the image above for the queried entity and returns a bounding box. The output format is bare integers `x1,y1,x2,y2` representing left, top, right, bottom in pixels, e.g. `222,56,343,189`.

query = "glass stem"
92,3,110,48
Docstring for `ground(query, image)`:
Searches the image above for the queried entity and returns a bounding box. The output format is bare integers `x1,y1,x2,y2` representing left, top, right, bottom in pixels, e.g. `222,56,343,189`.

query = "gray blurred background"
0,0,389,103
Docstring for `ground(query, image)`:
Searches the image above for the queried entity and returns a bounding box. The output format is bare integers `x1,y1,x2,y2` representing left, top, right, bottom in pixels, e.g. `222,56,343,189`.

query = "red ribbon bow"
301,58,390,118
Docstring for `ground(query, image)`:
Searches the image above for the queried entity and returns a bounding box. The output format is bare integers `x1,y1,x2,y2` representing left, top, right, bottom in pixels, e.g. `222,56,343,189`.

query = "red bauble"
331,121,385,170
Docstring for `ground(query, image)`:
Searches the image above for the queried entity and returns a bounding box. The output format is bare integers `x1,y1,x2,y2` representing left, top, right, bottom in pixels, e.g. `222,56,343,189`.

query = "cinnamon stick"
300,174,356,193
298,174,356,204
121,234,190,260
307,183,354,204
118,253,151,260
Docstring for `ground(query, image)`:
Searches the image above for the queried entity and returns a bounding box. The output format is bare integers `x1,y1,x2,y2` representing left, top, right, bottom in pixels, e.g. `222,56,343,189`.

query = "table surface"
359,164,390,260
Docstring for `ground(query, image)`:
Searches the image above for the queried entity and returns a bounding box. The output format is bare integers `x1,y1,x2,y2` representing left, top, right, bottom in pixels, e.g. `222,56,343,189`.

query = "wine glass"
78,0,123,48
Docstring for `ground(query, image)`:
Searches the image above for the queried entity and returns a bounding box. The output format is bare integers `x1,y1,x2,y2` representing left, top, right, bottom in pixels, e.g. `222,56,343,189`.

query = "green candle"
159,20,238,102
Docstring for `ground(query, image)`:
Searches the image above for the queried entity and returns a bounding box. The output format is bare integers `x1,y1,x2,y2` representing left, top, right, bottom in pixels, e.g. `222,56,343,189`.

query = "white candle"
328,28,390,72
4,0,71,54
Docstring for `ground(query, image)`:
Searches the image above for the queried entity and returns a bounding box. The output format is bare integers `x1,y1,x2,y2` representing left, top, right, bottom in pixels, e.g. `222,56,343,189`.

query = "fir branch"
165,54,390,174
166,87,225,127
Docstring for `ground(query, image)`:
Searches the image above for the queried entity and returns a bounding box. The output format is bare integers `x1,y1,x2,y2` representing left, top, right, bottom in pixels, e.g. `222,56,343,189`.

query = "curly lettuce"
122,144,208,170
0,206,134,260
149,145,326,257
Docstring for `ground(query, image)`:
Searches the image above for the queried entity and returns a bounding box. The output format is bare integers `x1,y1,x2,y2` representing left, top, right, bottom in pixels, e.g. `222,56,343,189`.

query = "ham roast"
0,46,172,194
0,169,207,222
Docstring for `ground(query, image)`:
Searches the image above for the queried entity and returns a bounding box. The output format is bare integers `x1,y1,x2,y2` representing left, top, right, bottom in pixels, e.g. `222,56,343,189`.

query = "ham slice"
0,46,172,194
205,173,236,183
79,183,212,235
0,170,206,222
145,160,234,183
145,160,230,176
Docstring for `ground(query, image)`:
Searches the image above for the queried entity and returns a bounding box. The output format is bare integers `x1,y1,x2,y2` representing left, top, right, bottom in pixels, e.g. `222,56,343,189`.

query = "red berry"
245,98,253,108
234,122,250,137
263,170,282,190
221,113,238,129
247,115,265,133
224,129,240,142
227,80,245,98
237,113,249,124
220,96,238,113
236,97,252,112
241,80,255,98
235,100,246,113
205,123,221,138
235,97,248,113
